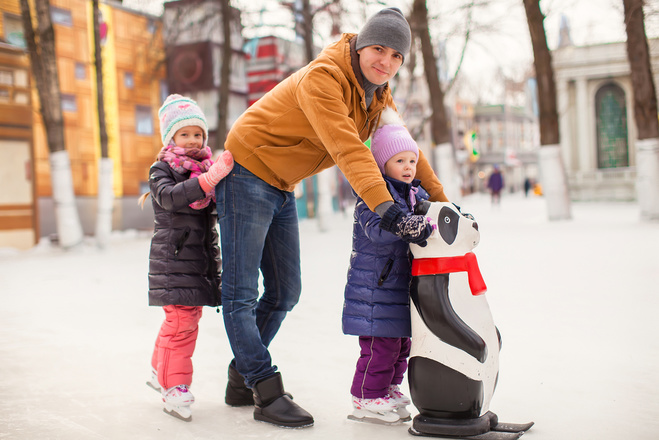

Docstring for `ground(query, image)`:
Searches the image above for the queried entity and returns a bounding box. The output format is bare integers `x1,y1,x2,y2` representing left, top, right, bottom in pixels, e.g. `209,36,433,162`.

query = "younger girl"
144,94,233,421
343,108,433,425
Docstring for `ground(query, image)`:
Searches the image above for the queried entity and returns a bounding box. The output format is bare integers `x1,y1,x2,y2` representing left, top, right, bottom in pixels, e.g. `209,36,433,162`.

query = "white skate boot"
146,368,161,393
388,384,412,421
162,384,194,422
348,394,401,425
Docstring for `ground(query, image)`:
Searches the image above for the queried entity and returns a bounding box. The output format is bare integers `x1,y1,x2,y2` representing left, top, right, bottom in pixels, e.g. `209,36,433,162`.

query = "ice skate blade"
396,407,412,422
163,405,192,422
492,421,534,433
409,426,524,439
146,380,161,393
348,410,402,425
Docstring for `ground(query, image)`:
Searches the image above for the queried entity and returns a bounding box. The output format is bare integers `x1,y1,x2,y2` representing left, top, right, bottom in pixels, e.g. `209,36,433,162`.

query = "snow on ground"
1,192,658,439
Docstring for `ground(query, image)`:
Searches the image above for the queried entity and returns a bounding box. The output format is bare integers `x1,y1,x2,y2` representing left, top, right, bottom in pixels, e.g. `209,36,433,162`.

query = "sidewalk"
1,193,658,439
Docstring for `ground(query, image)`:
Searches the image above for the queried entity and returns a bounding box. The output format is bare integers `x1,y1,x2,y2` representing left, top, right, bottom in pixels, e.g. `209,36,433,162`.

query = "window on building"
0,88,9,103
75,63,86,80
61,94,77,112
3,13,26,48
136,106,153,135
159,80,168,104
147,19,157,34
51,7,73,27
0,69,12,86
595,83,629,169
14,69,28,88
124,72,134,89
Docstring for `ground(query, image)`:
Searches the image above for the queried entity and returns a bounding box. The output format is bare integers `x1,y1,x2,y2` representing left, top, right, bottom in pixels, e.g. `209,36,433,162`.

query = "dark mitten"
379,204,434,247
414,200,431,215
452,203,475,221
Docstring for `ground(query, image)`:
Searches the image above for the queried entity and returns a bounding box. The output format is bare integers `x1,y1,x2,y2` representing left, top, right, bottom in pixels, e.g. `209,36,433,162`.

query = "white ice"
1,192,658,439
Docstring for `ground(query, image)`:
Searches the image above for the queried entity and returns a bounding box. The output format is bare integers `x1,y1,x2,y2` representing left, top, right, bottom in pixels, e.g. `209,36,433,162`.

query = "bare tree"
522,0,571,220
410,0,450,147
409,0,465,200
285,0,335,225
92,0,114,248
216,0,233,150
19,0,84,247
623,0,659,220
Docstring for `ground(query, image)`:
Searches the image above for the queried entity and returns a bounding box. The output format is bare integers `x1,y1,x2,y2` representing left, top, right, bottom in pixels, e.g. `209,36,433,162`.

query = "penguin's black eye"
444,216,451,224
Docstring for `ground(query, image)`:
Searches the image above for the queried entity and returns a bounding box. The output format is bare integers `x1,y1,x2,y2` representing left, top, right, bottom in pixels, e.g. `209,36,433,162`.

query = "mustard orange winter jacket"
225,33,448,211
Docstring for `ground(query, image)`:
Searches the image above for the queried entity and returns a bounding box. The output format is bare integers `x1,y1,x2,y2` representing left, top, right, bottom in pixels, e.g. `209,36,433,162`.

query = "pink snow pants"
150,305,202,390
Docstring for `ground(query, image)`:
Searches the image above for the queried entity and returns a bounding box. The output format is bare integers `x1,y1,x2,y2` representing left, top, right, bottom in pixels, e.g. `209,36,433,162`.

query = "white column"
556,79,572,171
636,138,659,220
575,77,591,172
539,145,572,220
50,150,84,248
433,142,461,203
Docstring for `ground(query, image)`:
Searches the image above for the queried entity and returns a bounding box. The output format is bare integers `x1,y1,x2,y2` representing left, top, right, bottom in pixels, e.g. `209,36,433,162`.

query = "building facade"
0,39,35,249
552,38,659,201
162,0,248,151
1,0,169,238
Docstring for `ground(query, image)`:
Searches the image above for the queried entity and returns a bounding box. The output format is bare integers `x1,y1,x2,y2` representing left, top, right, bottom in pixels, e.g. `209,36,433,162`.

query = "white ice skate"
162,384,194,422
146,368,161,393
388,384,412,422
348,395,401,425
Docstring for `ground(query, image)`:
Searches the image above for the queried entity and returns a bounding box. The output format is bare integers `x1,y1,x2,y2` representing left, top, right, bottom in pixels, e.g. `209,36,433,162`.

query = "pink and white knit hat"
370,107,418,174
158,94,208,147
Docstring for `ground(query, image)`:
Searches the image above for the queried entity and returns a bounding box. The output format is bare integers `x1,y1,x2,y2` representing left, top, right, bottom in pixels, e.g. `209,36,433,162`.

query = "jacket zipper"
174,226,191,260
378,258,394,286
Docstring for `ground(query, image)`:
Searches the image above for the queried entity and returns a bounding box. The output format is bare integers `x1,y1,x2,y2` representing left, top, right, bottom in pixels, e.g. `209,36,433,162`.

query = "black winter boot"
252,372,314,428
225,364,254,407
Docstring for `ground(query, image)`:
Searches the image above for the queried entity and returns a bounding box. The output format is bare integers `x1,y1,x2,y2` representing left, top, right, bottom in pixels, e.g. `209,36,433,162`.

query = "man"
216,7,449,428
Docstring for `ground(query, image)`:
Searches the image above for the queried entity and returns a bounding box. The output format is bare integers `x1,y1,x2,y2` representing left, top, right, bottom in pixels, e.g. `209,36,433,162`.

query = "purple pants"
350,336,411,399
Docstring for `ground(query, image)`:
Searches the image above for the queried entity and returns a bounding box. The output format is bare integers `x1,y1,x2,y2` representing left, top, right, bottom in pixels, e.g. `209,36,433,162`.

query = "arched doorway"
595,83,629,168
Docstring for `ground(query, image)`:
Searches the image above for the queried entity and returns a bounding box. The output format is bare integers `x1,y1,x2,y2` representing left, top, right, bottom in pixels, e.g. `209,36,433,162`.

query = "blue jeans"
216,162,302,388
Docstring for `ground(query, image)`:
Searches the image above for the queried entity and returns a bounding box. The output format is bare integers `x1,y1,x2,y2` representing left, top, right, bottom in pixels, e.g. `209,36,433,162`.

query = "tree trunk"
523,0,571,220
216,0,232,150
296,0,316,220
19,0,83,247
410,0,460,201
410,0,449,146
93,0,114,247
623,0,659,219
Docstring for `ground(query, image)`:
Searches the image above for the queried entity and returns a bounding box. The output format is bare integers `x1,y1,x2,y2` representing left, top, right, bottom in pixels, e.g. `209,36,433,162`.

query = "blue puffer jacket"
342,176,429,338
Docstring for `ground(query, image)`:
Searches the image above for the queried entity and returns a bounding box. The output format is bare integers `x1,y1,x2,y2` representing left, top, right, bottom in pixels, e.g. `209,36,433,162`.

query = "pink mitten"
198,150,234,192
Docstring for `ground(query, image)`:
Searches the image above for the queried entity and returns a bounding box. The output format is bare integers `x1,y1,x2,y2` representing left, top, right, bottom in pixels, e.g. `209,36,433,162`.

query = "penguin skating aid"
407,202,533,439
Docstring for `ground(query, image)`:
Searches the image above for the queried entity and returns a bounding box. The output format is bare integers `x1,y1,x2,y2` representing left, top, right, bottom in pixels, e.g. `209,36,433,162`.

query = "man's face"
357,45,403,85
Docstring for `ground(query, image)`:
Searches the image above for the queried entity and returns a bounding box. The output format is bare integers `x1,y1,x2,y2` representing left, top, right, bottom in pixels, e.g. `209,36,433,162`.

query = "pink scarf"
158,142,215,210
411,252,487,295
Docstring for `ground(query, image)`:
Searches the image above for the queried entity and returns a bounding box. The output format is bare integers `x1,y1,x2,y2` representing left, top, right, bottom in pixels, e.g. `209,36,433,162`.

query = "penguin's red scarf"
411,252,487,296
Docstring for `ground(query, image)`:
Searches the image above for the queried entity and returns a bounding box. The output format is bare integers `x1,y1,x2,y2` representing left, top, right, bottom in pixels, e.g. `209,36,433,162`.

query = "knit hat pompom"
370,107,418,174
158,94,208,147
356,7,411,62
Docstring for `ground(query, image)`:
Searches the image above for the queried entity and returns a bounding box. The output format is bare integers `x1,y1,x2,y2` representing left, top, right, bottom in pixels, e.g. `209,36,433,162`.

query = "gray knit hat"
355,8,411,61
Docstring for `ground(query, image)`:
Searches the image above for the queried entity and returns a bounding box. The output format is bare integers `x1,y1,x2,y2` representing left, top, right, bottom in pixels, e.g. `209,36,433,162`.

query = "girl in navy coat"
343,108,433,424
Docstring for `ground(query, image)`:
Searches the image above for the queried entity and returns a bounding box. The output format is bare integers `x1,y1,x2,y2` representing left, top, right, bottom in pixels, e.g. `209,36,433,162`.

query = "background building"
552,37,659,201
0,38,34,249
162,0,248,150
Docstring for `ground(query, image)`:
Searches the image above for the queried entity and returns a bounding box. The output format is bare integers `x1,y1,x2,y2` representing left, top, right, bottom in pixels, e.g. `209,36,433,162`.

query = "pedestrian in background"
487,165,504,205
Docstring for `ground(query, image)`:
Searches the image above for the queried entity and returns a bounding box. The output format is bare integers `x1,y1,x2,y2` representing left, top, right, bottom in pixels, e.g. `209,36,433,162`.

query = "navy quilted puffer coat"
147,161,221,307
342,176,428,338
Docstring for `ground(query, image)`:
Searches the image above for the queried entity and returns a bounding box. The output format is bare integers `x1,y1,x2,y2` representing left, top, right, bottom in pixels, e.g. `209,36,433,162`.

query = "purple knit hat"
370,124,419,174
